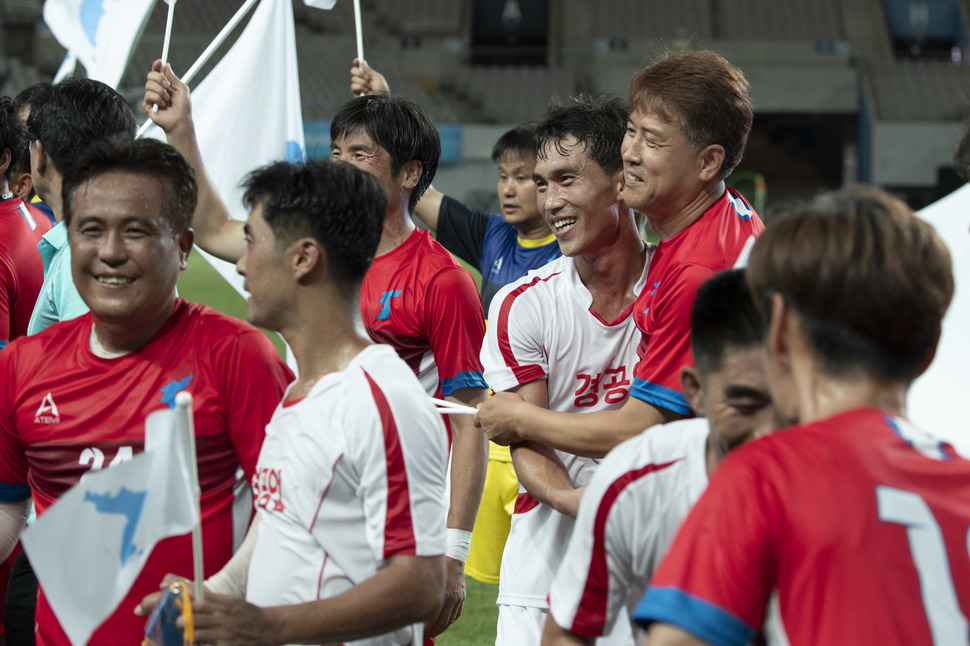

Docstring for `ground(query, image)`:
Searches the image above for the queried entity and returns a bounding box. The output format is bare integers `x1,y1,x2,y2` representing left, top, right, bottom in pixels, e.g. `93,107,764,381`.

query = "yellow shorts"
465,443,517,584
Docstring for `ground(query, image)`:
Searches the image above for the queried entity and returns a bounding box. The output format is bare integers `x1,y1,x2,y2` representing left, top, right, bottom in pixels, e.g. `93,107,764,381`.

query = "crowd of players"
0,45,965,646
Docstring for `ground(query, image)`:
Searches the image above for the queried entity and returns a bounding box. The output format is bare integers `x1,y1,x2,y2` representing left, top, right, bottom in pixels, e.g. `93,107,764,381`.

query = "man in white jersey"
542,269,781,645
480,95,652,645
138,160,448,644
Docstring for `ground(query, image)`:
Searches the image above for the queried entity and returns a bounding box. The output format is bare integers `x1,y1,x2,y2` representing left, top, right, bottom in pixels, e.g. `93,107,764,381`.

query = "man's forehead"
535,137,591,170
333,128,381,150
498,152,535,173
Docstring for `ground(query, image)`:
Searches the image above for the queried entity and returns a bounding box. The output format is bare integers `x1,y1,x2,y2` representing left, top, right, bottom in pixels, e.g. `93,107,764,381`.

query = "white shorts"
496,604,545,646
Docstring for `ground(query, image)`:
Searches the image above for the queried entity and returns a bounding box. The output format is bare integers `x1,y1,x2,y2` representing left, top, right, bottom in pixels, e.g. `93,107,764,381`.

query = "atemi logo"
34,393,60,424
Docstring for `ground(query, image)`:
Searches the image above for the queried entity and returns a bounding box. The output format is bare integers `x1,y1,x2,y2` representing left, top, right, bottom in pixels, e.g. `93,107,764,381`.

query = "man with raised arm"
476,50,764,459
0,137,291,645
481,95,652,645
145,62,489,636
637,186,969,646
542,269,781,646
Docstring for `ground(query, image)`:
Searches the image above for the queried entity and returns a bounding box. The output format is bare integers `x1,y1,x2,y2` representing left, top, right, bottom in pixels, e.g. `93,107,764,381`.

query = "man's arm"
643,624,710,646
143,60,245,263
542,615,594,646
0,500,29,561
189,553,445,646
477,392,678,459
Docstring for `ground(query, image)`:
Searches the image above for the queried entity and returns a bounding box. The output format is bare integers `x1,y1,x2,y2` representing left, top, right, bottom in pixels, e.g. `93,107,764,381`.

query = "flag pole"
137,0,261,137
152,0,177,114
353,0,364,62
174,391,204,602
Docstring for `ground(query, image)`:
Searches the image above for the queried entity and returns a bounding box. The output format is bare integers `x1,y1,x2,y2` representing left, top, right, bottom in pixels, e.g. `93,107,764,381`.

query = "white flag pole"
137,0,261,137
353,0,364,62
174,391,204,602
152,0,178,114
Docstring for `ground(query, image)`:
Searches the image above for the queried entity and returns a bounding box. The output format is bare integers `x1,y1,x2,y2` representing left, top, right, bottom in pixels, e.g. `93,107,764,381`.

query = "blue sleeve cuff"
440,371,488,397
0,482,31,503
633,586,756,646
630,379,691,415
0,340,7,352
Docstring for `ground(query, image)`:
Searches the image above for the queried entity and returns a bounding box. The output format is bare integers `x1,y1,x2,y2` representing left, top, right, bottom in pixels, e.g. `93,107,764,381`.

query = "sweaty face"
620,109,707,218
70,172,190,328
330,129,399,215
496,152,543,232
694,346,781,466
237,201,289,332
533,137,623,258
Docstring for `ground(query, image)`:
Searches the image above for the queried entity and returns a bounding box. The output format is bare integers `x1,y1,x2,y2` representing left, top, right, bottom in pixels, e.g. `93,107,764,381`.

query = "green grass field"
177,249,498,644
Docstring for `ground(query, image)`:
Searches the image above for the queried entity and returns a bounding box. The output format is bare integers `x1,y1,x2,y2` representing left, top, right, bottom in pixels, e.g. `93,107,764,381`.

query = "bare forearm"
511,441,580,516
445,388,488,530
541,614,595,646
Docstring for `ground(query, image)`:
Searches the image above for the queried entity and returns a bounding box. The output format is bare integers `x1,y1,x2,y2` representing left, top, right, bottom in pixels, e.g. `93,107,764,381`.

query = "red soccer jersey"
0,197,52,348
0,299,293,645
359,228,487,400
635,408,970,646
631,188,763,414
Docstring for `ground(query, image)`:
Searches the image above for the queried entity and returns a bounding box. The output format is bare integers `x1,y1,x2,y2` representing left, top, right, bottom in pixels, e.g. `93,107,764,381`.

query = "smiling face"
496,152,544,231
69,172,191,328
532,136,624,258
620,109,709,219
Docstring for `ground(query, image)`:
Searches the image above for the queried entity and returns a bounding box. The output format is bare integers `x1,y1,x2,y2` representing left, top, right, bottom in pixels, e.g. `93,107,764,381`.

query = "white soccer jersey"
481,254,649,616
246,344,449,646
548,418,710,644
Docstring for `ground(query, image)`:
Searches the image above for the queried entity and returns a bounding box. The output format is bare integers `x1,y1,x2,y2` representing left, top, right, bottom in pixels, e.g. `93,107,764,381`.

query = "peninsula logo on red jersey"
34,393,60,424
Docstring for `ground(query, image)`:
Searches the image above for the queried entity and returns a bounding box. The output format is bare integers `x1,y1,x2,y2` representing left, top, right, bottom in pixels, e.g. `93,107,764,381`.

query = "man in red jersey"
637,185,969,646
144,62,488,637
0,137,292,645
0,94,50,352
476,50,765,459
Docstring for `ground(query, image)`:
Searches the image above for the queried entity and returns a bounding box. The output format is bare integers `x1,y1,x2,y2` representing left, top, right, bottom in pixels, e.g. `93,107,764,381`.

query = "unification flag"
304,0,338,8
43,0,157,88
144,0,305,296
21,407,198,645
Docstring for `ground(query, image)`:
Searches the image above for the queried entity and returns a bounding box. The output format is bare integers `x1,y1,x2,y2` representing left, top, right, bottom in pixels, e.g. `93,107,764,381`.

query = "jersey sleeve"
358,370,448,561
549,446,642,638
0,255,15,348
0,346,30,501
480,275,551,392
424,265,487,396
631,263,711,416
632,452,778,646
214,330,293,479
434,196,493,271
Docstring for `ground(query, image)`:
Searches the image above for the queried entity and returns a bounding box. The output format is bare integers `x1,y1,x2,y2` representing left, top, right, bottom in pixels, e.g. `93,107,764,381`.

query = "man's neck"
792,361,909,426
375,206,416,257
90,300,177,357
646,181,724,242
574,214,648,322
515,219,555,241
38,174,64,223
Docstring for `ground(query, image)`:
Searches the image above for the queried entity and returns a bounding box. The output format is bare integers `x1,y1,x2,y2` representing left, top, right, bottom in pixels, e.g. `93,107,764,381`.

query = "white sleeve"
357,375,449,562
205,513,260,598
480,278,549,392
0,500,29,560
548,443,646,638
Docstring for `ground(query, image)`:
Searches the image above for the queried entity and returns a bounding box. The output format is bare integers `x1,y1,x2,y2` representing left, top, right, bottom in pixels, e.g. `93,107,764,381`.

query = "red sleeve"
216,330,293,479
0,256,15,347
0,345,29,499
630,263,713,415
424,266,487,396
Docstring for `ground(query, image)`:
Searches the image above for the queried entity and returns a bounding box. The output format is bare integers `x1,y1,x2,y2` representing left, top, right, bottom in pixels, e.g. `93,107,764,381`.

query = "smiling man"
0,137,291,645
479,95,653,645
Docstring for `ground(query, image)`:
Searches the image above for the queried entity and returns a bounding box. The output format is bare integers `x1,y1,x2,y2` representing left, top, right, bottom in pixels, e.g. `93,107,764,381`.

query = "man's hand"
424,557,465,637
350,58,390,96
190,593,281,646
474,391,532,445
134,573,203,618
143,60,193,137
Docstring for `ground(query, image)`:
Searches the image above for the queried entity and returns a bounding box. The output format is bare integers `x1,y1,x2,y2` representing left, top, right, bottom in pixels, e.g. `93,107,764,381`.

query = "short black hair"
491,122,536,164
13,82,51,115
534,94,628,176
242,160,385,291
330,94,439,213
26,78,135,175
691,269,764,376
0,95,24,182
62,137,197,234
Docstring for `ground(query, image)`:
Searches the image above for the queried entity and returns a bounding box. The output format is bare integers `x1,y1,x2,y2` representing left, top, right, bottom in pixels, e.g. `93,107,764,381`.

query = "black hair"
242,159,385,291
691,269,764,375
62,137,197,234
491,122,537,164
534,94,628,176
0,95,24,182
330,94,439,213
25,78,135,175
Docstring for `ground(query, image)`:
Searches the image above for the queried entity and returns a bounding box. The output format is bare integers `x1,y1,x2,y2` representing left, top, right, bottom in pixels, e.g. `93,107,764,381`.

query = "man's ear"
765,292,791,371
679,366,705,417
177,229,195,270
400,160,423,191
698,144,725,183
10,172,32,200
292,238,323,282
0,148,10,180
32,140,48,176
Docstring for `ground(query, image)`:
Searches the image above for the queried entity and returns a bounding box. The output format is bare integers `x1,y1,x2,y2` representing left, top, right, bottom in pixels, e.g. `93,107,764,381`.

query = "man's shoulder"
497,255,573,299
599,418,709,483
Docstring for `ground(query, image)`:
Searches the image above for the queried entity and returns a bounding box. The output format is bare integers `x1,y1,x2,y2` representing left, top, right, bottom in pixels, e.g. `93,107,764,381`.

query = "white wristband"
445,528,473,562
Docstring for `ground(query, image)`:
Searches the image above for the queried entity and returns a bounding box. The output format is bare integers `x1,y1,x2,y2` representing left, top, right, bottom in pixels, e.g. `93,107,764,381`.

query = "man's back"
638,408,970,646
0,197,51,346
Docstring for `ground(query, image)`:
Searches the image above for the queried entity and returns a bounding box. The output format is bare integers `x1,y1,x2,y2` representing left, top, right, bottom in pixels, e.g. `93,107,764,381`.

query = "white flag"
144,0,305,296
22,407,198,646
304,0,337,8
44,0,157,89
